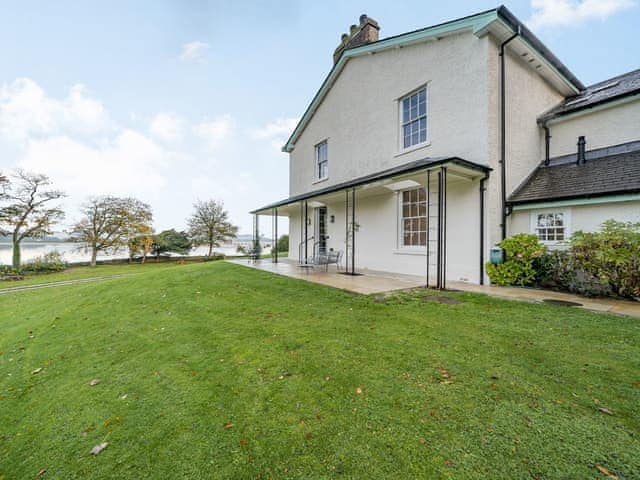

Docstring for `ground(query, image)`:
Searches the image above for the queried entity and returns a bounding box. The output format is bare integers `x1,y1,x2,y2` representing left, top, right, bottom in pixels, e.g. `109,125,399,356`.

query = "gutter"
499,27,520,240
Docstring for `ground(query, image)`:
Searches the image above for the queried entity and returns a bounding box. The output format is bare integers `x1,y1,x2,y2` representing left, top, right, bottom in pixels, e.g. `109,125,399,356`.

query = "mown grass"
0,262,638,479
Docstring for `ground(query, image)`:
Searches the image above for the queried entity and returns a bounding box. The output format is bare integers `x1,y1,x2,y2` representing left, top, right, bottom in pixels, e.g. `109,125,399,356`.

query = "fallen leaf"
305,432,313,440
486,427,494,433
356,387,363,395
89,379,100,386
32,368,42,375
37,467,47,477
223,422,234,430
595,465,618,478
325,376,331,381
598,407,614,416
90,442,108,455
240,439,247,449
120,394,128,400
419,438,427,445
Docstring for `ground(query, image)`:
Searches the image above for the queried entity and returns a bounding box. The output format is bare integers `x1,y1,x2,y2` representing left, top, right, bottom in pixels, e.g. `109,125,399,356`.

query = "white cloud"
528,0,636,29
149,112,185,144
194,114,234,151
0,77,288,234
19,130,169,200
251,117,298,151
0,78,110,142
180,41,209,63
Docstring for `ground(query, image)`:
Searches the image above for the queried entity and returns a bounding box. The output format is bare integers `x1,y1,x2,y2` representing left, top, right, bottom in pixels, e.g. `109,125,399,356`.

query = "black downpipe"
426,170,431,288
442,167,447,290
500,28,520,241
479,174,488,285
304,200,308,264
436,171,442,288
274,208,278,263
543,125,551,166
351,188,356,275
345,190,349,273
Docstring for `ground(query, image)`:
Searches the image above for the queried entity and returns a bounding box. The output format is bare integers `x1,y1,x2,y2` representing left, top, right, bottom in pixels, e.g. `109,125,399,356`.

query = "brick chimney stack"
333,14,380,64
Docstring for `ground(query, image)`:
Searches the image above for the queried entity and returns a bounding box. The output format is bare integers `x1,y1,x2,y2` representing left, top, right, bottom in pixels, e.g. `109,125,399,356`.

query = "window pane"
418,232,426,246
403,219,411,232
419,217,427,231
417,188,426,201
410,189,417,202
403,233,411,246
411,232,419,246
403,191,410,203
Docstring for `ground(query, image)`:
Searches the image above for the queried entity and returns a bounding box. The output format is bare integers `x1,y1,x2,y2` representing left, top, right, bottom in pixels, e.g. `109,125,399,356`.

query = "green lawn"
1,262,638,479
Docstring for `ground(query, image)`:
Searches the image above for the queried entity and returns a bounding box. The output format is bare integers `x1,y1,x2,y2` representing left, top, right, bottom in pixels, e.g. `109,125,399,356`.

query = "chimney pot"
333,14,380,64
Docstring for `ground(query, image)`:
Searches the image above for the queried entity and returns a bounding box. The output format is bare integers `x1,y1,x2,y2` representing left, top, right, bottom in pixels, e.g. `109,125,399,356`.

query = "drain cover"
542,299,583,307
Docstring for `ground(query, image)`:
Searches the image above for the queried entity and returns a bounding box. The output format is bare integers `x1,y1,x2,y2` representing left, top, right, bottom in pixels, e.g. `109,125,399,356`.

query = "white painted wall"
510,200,640,240
287,177,482,284
288,31,492,197
548,99,640,158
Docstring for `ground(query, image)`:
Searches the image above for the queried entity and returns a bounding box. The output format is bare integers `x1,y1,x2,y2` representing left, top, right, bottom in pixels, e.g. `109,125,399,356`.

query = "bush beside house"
487,220,640,299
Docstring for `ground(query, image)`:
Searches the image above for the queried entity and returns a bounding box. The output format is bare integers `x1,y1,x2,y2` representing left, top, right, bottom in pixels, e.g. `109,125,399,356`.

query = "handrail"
298,235,314,264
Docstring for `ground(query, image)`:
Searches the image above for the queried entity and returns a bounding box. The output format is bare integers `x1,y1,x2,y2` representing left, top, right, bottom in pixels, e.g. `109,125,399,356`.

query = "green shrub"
486,234,546,286
22,251,67,274
569,220,640,298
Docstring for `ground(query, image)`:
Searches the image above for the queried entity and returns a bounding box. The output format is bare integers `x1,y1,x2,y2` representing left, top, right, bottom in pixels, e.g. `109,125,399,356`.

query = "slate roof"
508,150,640,205
539,69,640,123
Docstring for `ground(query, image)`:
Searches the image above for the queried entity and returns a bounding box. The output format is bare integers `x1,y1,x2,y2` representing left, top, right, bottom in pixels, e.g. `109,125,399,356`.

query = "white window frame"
397,187,428,250
315,140,328,181
398,85,429,153
530,209,572,245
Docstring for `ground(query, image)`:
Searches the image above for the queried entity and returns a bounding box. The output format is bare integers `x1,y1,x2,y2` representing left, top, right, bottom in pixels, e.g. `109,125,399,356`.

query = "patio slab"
226,259,425,294
227,259,640,319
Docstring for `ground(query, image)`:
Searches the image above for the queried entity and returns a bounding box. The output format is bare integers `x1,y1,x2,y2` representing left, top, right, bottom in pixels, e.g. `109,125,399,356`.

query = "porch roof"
251,156,490,215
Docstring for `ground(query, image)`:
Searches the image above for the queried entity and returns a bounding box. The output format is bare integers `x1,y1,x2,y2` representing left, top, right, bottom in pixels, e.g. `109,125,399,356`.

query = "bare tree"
0,171,65,268
187,200,238,256
70,196,153,266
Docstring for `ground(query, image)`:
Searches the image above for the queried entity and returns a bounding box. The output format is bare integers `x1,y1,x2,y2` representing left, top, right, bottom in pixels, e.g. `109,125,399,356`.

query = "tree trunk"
11,240,21,269
90,248,98,267
208,243,213,257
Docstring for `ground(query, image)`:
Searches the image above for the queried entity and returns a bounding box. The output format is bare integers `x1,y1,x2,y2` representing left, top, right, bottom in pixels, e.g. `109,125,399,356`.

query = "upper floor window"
401,187,427,248
533,211,568,243
401,87,427,149
315,141,328,180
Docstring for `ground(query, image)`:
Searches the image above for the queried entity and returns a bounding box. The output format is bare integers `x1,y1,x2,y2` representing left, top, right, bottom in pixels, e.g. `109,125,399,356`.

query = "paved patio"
227,259,425,294
228,259,640,319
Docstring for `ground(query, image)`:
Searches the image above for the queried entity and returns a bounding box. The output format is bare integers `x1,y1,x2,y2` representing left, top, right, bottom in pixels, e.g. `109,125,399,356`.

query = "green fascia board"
511,194,640,211
281,11,499,153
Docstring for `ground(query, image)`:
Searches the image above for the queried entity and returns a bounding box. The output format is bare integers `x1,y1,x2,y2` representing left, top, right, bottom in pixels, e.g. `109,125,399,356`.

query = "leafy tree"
70,196,153,267
277,234,289,253
187,200,238,256
0,171,65,268
152,229,192,257
127,232,155,263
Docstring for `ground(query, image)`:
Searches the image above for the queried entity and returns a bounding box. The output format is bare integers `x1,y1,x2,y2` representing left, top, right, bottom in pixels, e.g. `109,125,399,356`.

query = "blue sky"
0,0,638,234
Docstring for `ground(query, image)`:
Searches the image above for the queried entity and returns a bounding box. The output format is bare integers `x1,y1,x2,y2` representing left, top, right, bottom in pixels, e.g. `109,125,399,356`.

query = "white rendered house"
251,6,640,287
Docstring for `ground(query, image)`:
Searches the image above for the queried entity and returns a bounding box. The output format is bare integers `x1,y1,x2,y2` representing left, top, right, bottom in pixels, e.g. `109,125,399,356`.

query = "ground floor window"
532,211,569,243
400,188,427,247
